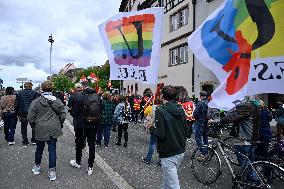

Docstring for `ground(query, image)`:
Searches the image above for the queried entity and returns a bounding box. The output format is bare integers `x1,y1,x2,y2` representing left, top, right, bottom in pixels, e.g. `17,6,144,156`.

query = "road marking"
64,120,133,189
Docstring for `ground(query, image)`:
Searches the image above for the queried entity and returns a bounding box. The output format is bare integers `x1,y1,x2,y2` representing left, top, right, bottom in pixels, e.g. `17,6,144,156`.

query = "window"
128,0,132,11
180,8,189,26
164,0,185,12
170,48,179,66
170,14,178,31
169,44,188,66
170,7,189,32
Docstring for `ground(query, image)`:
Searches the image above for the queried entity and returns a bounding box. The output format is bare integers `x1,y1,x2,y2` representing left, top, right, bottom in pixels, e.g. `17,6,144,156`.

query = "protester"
111,94,120,132
68,82,101,176
255,100,273,159
53,91,64,105
193,91,209,159
176,86,195,139
150,85,187,189
128,93,135,122
209,96,261,167
114,95,130,148
274,98,284,142
141,88,158,164
15,82,39,147
27,81,66,181
140,88,153,122
132,95,141,123
0,87,17,145
96,92,115,148
142,105,157,164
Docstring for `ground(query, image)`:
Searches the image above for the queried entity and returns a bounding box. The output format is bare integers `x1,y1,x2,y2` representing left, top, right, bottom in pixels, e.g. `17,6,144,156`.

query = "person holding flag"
132,95,141,124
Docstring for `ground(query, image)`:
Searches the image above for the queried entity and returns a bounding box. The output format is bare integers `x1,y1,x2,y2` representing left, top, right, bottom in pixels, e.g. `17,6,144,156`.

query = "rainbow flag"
188,0,284,110
105,14,155,67
99,8,164,84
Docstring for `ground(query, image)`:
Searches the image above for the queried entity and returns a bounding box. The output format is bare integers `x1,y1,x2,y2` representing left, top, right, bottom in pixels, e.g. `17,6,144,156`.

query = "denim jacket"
114,103,130,125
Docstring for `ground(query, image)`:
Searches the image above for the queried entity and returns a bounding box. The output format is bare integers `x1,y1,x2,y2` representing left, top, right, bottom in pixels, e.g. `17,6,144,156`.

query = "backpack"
82,93,102,123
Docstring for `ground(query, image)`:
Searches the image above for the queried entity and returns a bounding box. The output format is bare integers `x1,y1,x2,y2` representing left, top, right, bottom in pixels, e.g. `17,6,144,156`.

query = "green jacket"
151,101,187,158
27,94,66,141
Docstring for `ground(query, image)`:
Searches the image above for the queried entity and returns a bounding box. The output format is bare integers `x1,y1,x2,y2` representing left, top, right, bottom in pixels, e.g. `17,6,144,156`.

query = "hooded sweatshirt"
27,92,66,141
151,101,187,158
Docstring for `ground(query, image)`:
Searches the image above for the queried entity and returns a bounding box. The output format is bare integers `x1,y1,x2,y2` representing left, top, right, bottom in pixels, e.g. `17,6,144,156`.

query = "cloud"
0,0,120,89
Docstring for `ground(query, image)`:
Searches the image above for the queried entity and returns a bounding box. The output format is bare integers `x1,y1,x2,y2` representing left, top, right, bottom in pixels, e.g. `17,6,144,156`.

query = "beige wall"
122,0,222,97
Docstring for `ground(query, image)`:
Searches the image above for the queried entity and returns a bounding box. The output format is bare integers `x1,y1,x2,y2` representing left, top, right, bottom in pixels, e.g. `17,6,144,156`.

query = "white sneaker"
69,160,81,168
32,165,41,175
8,142,15,145
49,171,56,181
87,167,93,175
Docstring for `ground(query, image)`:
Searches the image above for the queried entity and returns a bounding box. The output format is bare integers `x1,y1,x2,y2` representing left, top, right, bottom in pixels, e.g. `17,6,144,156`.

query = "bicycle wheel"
191,146,222,184
222,137,241,166
240,161,284,189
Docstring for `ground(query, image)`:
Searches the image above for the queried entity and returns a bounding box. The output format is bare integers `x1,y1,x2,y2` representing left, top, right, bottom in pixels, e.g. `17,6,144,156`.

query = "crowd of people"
0,81,284,188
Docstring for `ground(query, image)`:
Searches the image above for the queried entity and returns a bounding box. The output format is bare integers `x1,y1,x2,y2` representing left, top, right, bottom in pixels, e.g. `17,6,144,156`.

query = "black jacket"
15,89,39,116
68,88,101,128
151,101,187,158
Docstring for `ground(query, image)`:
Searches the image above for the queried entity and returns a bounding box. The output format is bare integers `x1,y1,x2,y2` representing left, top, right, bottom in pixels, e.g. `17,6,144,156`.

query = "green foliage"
52,74,74,92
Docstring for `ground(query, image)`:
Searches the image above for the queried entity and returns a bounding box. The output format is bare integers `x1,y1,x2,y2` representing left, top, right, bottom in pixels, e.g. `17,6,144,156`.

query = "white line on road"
64,120,133,189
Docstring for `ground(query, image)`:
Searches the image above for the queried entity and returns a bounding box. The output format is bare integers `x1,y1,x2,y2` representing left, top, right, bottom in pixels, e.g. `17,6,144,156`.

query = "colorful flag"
99,8,164,84
80,75,87,82
188,0,284,110
87,72,99,83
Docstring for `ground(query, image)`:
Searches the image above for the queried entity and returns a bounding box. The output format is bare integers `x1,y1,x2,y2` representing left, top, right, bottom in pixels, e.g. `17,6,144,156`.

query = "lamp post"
48,34,54,80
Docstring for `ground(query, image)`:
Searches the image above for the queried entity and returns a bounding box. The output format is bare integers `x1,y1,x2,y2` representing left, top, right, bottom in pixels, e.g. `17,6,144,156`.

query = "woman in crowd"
27,81,66,181
0,87,17,145
114,95,131,148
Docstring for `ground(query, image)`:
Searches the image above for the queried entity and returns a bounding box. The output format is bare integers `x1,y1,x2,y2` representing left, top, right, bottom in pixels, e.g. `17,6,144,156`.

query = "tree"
76,61,121,91
52,74,74,92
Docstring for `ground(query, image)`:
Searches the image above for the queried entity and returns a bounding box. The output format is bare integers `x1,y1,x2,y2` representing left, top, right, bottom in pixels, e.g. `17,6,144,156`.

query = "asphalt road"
4,114,279,189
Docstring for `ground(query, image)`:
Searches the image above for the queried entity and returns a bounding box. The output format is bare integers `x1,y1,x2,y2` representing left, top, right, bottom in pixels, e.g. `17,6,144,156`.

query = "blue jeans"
234,145,259,181
145,134,157,161
35,137,57,170
161,153,184,189
194,124,208,155
2,112,17,142
234,145,255,167
97,124,111,146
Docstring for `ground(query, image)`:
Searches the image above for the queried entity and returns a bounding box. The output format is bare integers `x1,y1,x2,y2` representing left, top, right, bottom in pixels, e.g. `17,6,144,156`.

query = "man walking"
68,82,101,175
150,85,187,189
15,82,39,147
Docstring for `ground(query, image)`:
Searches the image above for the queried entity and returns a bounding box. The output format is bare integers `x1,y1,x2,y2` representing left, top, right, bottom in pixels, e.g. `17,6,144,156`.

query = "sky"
0,0,121,90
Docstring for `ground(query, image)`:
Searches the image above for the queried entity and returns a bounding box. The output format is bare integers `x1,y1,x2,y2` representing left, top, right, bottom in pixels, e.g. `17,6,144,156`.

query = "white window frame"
169,44,188,66
180,7,189,27
170,6,189,32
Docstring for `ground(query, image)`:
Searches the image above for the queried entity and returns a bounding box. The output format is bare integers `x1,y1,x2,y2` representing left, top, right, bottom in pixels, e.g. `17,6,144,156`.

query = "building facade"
119,0,222,97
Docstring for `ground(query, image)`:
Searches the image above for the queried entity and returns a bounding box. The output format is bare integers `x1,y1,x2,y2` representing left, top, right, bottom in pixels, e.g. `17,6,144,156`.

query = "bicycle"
191,126,284,188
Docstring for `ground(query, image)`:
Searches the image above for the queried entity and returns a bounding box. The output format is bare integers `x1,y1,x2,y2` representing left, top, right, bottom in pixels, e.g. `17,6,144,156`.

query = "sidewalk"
0,123,116,189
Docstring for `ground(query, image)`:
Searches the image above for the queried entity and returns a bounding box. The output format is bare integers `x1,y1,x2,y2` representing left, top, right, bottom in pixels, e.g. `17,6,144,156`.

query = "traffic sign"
16,78,27,81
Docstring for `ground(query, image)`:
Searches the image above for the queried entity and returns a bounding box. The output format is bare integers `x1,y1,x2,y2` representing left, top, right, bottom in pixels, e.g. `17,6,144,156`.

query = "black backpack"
82,93,102,123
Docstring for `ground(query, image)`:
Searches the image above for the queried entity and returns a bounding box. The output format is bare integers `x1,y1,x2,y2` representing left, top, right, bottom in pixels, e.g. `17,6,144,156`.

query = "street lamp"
48,34,54,80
